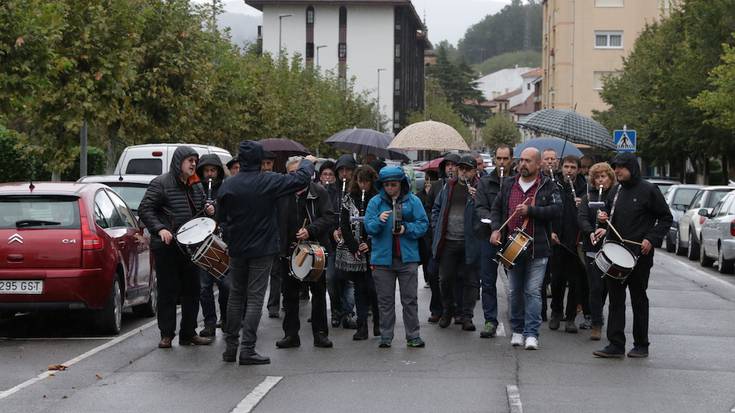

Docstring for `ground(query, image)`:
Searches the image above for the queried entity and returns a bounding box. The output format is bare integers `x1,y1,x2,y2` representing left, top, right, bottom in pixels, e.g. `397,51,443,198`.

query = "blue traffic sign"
613,129,636,153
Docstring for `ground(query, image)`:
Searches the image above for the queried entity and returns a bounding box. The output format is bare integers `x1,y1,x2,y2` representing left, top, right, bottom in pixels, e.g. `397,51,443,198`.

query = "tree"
481,114,520,149
407,79,471,144
427,46,488,127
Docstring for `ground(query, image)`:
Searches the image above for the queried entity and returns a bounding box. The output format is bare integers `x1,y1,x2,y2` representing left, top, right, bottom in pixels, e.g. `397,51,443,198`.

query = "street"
2,250,735,413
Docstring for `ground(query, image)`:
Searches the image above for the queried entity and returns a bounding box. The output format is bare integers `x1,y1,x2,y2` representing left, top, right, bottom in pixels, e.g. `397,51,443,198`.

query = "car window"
672,188,699,208
0,196,80,229
106,184,147,213
105,190,137,228
688,191,703,209
704,190,731,209
716,196,734,217
126,159,162,175
94,191,126,228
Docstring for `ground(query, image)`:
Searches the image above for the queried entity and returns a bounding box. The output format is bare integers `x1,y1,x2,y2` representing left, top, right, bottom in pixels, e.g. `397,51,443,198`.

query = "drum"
290,242,327,282
176,217,230,279
495,229,533,269
594,241,637,281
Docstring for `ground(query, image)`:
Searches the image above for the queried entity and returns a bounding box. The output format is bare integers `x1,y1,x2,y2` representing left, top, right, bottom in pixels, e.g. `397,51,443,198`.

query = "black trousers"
153,245,200,339
550,246,585,321
281,260,329,338
605,255,652,350
585,256,608,327
438,239,479,319
345,268,379,325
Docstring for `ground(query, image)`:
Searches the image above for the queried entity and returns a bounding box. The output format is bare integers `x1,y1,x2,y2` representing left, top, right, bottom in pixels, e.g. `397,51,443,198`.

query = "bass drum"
290,242,327,282
594,241,637,281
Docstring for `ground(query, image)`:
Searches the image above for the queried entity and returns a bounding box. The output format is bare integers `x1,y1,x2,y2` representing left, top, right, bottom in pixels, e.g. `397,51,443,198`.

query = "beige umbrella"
388,120,470,152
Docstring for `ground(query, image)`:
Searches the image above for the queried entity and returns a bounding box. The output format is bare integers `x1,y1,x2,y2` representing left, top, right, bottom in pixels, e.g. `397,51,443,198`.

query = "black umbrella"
517,109,615,151
257,138,310,155
326,128,409,161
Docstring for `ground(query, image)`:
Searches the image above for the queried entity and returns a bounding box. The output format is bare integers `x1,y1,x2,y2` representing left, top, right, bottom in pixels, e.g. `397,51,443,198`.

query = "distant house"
476,67,534,102
245,0,429,134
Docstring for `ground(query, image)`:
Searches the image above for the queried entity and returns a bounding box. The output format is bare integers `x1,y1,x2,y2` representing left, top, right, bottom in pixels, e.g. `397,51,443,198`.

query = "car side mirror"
697,208,709,218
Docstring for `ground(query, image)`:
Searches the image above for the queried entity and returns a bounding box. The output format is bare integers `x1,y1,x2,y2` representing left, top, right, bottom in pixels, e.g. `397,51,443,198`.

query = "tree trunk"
51,170,61,182
722,154,730,185
703,155,710,185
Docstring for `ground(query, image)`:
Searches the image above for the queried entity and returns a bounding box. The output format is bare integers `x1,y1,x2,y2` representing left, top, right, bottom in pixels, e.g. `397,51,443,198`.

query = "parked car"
645,177,681,194
0,182,156,333
699,190,735,273
77,175,156,216
675,186,734,259
663,184,703,252
113,143,232,176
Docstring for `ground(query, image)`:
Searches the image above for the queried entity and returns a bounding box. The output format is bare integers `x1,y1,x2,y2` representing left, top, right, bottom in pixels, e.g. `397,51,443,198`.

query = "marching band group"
137,139,672,365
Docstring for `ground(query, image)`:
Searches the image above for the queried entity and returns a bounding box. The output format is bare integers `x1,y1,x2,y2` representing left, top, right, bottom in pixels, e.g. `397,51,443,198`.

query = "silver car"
675,186,733,259
663,184,702,252
77,175,156,216
699,191,735,274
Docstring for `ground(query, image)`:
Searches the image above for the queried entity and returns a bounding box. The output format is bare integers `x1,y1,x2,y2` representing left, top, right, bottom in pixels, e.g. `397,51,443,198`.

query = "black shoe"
549,312,562,330
438,314,452,328
462,319,476,331
627,346,649,358
314,334,333,348
353,322,368,340
199,325,216,337
179,336,213,346
453,316,464,325
216,318,226,328
276,335,301,348
268,312,280,319
341,314,358,329
222,347,237,362
331,318,341,328
427,314,441,324
593,345,625,358
239,352,270,365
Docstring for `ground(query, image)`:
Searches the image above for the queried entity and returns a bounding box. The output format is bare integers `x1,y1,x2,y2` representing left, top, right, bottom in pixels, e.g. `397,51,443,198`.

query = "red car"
0,182,156,334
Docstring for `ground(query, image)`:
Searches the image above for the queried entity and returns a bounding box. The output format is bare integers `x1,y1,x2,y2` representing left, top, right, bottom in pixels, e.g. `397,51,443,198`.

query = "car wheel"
700,239,715,267
95,278,122,335
133,273,157,318
717,247,734,274
687,232,700,261
674,231,686,256
665,232,676,253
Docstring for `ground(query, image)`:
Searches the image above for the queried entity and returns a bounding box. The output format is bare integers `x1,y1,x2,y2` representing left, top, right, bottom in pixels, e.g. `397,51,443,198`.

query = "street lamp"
376,68,387,130
278,14,293,58
316,45,327,68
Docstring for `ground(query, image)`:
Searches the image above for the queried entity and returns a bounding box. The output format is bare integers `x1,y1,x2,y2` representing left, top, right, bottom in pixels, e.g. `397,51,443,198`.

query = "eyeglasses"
382,182,400,187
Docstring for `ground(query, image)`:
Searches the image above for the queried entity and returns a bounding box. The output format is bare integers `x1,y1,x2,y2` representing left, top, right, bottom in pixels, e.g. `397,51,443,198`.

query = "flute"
549,166,555,182
567,174,577,199
206,178,213,203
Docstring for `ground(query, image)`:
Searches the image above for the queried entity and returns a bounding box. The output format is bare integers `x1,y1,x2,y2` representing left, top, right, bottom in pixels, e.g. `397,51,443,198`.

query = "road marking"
666,257,735,293
230,376,283,413
0,317,159,401
506,384,523,413
0,337,117,341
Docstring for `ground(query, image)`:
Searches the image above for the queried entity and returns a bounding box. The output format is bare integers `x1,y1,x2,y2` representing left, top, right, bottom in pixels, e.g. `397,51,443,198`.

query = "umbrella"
388,120,470,152
517,109,614,150
257,138,309,155
417,157,444,172
325,128,408,161
514,137,583,159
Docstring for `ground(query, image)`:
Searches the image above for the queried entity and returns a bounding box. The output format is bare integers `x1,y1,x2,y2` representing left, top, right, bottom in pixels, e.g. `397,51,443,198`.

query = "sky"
212,0,513,45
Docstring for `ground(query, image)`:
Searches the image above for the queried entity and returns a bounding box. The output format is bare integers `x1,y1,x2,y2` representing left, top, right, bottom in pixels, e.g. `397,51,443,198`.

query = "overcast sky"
213,0,513,45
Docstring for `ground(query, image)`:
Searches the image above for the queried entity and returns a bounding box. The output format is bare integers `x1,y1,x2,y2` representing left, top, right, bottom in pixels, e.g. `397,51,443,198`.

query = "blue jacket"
364,166,428,266
431,178,481,265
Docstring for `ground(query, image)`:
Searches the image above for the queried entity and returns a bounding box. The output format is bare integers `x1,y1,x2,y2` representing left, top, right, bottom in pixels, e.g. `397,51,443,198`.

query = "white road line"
230,376,283,413
0,317,158,401
666,257,735,293
0,337,116,341
506,384,523,413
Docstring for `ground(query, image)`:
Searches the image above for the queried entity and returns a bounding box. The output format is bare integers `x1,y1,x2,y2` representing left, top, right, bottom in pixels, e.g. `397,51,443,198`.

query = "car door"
703,196,731,258
680,190,703,244
94,190,134,298
106,189,150,295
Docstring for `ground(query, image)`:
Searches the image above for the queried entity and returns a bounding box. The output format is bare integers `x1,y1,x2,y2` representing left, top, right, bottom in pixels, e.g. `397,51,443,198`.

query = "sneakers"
480,321,497,338
378,338,392,348
549,312,562,330
627,346,649,358
461,319,476,331
524,336,539,350
565,321,578,334
510,333,524,347
579,315,592,330
593,345,625,358
407,337,426,348
590,326,602,341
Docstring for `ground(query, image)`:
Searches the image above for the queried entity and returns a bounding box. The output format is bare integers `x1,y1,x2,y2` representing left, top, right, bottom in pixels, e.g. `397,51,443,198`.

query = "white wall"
477,67,533,100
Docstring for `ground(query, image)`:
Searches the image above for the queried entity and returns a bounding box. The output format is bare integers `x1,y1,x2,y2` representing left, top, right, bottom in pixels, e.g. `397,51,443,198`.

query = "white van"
113,144,233,176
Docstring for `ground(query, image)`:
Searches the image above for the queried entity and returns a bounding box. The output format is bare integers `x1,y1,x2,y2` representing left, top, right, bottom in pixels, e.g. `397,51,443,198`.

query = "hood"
335,154,357,173
438,153,461,179
196,154,225,181
610,153,641,187
368,159,386,173
170,145,199,178
376,165,410,199
238,140,264,172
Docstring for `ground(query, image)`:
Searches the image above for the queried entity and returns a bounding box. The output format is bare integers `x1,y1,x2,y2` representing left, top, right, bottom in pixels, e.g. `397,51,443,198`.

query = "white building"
476,67,534,102
246,0,429,134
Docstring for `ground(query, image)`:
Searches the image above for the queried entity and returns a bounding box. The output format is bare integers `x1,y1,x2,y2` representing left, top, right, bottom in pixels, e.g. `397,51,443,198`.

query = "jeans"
606,254,652,350
326,254,355,320
480,240,500,325
438,240,479,319
346,269,379,325
266,256,282,314
224,255,274,351
373,258,420,341
199,269,230,327
550,247,584,321
508,256,548,338
585,257,607,326
153,245,199,339
282,259,329,337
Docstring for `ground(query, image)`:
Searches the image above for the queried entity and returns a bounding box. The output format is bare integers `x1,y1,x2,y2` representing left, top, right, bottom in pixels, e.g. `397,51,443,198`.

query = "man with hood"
593,153,672,359
139,146,216,349
216,141,317,365
365,166,429,348
195,154,230,337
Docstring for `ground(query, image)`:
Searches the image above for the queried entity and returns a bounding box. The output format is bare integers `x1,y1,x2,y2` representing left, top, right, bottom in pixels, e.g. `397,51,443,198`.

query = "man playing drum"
490,148,562,350
593,153,672,359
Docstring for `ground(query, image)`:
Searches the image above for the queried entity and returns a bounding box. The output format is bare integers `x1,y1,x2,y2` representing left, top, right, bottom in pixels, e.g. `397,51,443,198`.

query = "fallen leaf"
62,395,68,399
43,395,47,398
49,373,55,377
48,364,67,371
94,71,103,81
95,374,102,380
15,36,24,47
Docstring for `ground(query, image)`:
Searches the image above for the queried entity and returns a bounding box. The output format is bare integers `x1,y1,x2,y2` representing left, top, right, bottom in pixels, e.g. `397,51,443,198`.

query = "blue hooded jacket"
364,166,429,266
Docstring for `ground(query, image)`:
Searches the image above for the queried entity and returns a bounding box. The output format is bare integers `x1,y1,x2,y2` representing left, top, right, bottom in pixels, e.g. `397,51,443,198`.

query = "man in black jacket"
593,153,672,359
475,145,514,338
139,146,215,349
217,141,316,365
329,154,357,329
490,148,562,350
276,157,337,349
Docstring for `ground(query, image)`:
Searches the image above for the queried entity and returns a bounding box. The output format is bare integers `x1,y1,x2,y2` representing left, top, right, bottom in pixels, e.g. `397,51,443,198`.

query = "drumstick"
497,197,532,232
606,221,643,247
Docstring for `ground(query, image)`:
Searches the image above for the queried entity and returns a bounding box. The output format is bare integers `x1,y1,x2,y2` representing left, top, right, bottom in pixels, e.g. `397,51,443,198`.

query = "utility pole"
377,68,386,130
80,118,88,178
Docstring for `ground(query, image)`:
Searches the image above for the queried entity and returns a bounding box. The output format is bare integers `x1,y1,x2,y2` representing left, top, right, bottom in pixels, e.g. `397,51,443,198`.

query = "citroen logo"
8,233,23,244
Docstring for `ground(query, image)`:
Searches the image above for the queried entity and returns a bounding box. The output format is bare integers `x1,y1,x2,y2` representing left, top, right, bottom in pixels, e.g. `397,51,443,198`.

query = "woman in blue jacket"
364,166,429,348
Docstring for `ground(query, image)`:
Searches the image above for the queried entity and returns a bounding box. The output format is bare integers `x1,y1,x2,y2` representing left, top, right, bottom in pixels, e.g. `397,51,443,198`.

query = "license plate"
0,280,44,295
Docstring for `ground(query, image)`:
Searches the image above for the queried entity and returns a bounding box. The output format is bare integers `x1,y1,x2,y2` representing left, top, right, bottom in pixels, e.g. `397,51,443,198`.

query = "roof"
0,182,105,196
77,175,157,185
492,88,522,102
521,68,543,78
509,93,535,115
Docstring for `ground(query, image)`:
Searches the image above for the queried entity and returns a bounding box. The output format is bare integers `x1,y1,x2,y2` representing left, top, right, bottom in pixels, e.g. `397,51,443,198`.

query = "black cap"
262,150,277,160
226,157,238,169
457,155,477,169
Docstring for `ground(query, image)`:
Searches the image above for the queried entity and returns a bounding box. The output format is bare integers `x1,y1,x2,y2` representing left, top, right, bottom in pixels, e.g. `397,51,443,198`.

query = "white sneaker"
511,333,524,347
524,336,539,350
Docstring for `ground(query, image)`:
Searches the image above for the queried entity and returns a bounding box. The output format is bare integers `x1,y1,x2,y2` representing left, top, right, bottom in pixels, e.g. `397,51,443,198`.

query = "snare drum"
290,242,327,282
176,217,230,279
496,229,533,269
594,241,637,281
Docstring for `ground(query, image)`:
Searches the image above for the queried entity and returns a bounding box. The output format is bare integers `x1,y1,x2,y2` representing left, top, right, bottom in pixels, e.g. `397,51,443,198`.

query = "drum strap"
605,185,622,243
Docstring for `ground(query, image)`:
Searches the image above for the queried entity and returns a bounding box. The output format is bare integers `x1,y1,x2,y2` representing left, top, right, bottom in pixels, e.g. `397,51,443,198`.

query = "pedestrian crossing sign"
613,129,636,153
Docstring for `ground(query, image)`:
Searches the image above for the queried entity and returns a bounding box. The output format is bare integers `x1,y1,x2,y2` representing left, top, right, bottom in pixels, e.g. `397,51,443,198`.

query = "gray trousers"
224,255,274,352
373,258,420,341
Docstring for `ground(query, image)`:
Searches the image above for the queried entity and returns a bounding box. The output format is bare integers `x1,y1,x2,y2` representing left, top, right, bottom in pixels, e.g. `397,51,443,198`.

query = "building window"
339,6,347,26
338,43,347,59
595,31,623,49
395,44,401,58
593,71,619,90
394,78,400,95
594,0,623,7
306,42,314,59
306,6,315,24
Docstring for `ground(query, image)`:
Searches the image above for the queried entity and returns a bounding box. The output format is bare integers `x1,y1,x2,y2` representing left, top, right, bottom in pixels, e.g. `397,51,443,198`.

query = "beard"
520,168,532,177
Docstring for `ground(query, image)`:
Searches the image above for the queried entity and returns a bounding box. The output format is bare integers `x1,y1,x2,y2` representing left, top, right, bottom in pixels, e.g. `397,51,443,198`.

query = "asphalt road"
2,249,735,413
